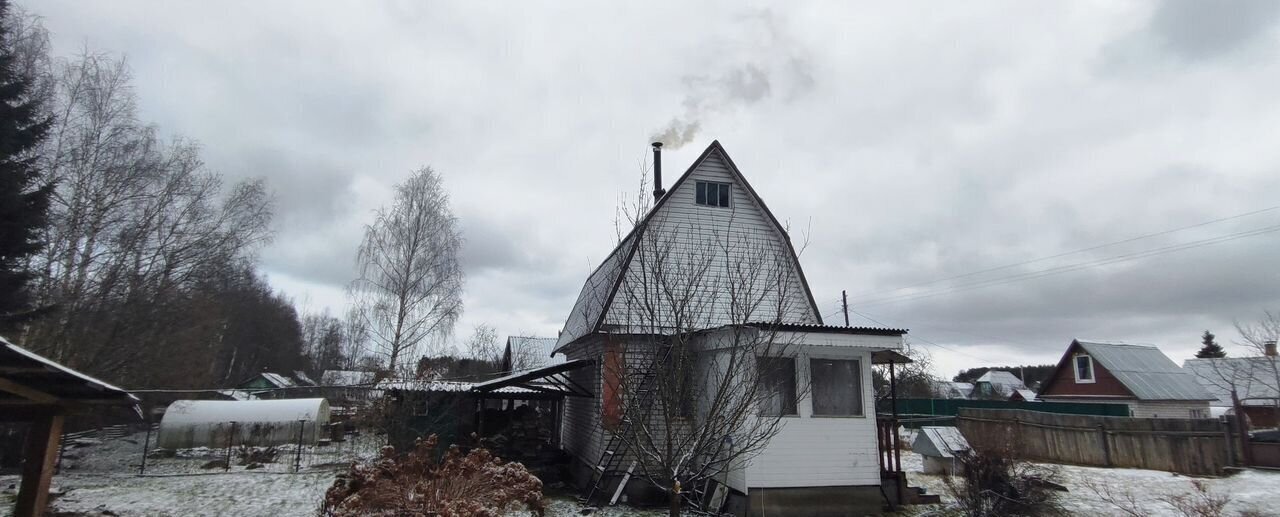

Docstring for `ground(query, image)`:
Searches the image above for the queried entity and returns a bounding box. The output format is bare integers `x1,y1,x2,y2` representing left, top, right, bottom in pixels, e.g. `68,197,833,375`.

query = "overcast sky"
32,0,1280,378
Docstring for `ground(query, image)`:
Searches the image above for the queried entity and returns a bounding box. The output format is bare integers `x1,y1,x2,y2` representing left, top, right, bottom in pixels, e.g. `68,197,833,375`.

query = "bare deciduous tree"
464,323,500,365
1233,310,1280,426
16,48,278,388
349,167,463,377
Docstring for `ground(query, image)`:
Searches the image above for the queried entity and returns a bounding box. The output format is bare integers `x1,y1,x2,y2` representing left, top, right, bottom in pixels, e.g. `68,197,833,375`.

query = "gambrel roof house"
554,141,912,516
1038,339,1213,419
973,370,1026,398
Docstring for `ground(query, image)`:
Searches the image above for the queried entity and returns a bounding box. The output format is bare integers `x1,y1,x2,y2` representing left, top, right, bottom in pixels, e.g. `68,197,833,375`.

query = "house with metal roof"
1038,339,1214,419
553,141,916,515
972,370,1027,399
1184,351,1280,428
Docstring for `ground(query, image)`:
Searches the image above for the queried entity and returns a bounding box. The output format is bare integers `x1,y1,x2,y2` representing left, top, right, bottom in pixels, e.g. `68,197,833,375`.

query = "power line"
849,222,1280,309
845,204,1280,303
848,309,998,363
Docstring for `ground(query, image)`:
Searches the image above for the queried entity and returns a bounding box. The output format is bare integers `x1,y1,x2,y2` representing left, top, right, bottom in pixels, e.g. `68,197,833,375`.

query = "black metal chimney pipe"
652,142,665,202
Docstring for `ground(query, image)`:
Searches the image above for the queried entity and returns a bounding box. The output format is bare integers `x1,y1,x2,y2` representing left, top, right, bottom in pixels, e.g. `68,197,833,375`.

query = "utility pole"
842,290,850,327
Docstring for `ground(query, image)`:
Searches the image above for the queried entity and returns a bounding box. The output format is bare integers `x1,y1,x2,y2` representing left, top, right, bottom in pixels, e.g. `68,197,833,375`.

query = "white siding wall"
1130,400,1213,419
604,150,818,332
744,345,884,489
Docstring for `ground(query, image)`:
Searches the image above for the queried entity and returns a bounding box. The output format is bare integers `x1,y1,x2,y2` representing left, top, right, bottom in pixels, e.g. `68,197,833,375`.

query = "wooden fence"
956,408,1239,476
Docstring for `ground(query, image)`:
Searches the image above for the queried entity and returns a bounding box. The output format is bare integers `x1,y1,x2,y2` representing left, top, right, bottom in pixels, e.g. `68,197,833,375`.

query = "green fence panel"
878,398,1130,427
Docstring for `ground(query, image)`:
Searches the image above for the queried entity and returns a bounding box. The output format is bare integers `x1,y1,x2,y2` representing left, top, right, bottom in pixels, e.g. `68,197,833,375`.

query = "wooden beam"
14,413,64,517
0,378,58,404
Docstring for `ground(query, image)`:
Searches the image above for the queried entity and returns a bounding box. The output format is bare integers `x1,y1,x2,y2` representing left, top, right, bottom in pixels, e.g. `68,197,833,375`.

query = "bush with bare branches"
321,435,544,517
943,448,1065,517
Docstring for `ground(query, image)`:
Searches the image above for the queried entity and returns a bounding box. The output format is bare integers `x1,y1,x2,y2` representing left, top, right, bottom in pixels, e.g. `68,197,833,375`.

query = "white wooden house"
553,141,911,515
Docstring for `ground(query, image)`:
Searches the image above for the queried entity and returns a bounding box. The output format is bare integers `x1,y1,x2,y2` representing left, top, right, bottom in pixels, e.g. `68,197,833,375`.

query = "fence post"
1221,416,1236,467
1097,424,1112,467
294,420,305,473
140,420,153,475
225,421,236,472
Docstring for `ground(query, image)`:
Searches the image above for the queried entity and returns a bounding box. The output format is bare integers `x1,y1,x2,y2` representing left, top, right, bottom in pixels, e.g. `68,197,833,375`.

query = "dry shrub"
943,448,1065,517
321,434,545,517
1159,480,1229,517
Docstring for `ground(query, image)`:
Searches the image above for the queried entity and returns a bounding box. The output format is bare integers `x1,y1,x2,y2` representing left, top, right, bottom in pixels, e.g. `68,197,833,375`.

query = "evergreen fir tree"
0,0,53,329
1195,330,1227,359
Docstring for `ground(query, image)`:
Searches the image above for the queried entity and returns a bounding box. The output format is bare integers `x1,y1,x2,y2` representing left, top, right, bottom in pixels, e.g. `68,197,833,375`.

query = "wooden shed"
0,337,139,517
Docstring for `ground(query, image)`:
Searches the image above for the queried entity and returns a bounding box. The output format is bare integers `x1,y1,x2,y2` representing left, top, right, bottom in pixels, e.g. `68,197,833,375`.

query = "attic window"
1074,354,1095,383
695,181,730,207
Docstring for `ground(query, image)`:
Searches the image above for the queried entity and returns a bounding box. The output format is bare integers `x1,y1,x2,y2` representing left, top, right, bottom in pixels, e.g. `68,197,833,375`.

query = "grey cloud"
1148,0,1280,60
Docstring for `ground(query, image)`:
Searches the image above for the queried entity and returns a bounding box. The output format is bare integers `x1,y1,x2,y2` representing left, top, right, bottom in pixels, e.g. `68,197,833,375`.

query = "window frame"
808,357,865,417
695,181,731,208
1073,354,1095,384
756,356,799,417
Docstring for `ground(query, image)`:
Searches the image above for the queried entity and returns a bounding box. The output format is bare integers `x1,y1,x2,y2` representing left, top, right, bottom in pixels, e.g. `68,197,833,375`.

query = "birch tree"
349,167,463,376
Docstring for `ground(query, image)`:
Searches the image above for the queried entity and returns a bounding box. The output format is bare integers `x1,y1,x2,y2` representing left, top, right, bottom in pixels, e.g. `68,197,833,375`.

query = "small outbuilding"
912,426,971,475
157,398,330,449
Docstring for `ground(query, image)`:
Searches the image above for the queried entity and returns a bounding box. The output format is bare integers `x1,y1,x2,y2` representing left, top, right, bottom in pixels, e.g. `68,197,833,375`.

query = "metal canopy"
471,359,593,398
0,337,140,412
872,349,914,365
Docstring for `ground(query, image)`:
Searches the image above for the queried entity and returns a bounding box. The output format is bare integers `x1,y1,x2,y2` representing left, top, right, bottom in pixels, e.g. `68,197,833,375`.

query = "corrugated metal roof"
0,337,139,406
376,379,535,394
1076,340,1214,401
913,426,970,459
977,370,1026,389
1183,357,1280,406
1013,389,1039,401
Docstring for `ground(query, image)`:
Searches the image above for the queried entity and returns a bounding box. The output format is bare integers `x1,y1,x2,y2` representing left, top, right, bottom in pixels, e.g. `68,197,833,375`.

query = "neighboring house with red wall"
1038,339,1213,419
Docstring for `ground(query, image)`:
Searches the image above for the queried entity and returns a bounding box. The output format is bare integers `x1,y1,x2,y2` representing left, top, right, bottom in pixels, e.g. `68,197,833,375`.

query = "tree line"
1,3,475,389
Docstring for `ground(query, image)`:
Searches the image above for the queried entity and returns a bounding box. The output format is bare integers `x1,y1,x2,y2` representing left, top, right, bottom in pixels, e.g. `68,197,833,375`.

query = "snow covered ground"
899,449,1280,516
5,430,1278,516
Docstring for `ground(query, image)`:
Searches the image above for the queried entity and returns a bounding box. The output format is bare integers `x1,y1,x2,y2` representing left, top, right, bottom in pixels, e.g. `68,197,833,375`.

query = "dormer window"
1074,354,1094,383
695,181,730,207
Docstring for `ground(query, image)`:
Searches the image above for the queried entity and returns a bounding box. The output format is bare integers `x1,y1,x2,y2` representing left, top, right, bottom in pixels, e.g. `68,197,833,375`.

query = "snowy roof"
376,379,535,394
934,381,973,399
0,336,139,407
1183,357,1280,406
320,370,377,386
258,372,296,388
292,371,316,386
1063,340,1214,401
1013,389,1039,401
161,398,329,425
553,141,822,352
977,370,1027,390
912,426,970,459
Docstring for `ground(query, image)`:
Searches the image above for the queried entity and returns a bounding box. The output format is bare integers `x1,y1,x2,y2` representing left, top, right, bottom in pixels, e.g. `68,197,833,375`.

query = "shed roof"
912,426,970,459
1183,357,1280,406
376,379,535,394
1054,340,1214,401
0,337,139,409
320,370,377,386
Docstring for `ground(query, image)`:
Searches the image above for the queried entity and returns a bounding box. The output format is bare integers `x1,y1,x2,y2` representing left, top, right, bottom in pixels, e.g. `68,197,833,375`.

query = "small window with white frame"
1073,354,1094,383
695,181,730,207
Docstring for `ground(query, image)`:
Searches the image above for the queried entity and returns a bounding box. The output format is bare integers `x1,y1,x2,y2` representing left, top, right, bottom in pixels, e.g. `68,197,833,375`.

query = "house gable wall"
1040,343,1134,399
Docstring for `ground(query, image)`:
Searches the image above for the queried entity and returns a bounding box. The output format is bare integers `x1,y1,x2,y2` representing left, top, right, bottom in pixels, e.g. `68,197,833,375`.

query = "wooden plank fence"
956,408,1240,476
